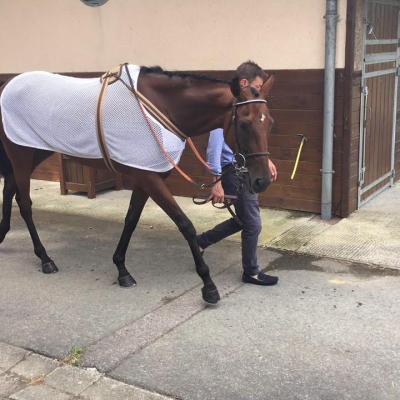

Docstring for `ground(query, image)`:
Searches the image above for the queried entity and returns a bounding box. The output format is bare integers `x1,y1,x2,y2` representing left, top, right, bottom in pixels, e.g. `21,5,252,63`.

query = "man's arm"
207,129,225,204
269,159,278,182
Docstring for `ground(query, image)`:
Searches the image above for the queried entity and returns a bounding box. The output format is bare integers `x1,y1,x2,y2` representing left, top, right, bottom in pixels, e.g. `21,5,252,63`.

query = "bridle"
230,98,271,175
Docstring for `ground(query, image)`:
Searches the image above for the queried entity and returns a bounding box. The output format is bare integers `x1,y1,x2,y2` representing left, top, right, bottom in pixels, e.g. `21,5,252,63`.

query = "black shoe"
242,272,279,286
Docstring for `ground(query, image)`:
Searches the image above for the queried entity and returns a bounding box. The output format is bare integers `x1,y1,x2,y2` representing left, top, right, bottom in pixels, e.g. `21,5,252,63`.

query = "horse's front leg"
113,188,149,287
144,175,220,305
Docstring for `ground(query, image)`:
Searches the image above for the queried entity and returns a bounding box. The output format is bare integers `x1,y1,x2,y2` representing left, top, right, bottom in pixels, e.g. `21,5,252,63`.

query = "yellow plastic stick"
290,137,306,180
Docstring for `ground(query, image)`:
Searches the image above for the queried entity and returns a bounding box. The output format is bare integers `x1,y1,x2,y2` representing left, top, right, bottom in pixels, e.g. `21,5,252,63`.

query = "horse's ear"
230,77,240,97
260,74,275,99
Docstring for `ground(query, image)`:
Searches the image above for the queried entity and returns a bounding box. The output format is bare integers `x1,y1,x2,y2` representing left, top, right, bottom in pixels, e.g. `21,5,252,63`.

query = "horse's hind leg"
113,188,149,287
0,173,16,243
144,175,220,304
9,146,58,273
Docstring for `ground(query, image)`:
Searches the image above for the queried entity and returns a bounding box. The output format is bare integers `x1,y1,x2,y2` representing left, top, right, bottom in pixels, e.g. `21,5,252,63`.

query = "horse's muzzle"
251,176,271,193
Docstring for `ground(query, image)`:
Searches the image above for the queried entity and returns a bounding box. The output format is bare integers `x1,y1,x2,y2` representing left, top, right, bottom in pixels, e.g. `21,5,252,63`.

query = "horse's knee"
17,198,32,220
176,215,196,242
3,175,15,196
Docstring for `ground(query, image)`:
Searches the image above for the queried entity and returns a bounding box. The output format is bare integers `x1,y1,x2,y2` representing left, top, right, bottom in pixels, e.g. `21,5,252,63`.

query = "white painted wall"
0,0,347,73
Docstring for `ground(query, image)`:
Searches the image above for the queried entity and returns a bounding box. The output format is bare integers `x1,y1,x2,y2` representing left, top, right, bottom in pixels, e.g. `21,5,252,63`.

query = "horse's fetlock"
34,247,45,258
113,253,125,266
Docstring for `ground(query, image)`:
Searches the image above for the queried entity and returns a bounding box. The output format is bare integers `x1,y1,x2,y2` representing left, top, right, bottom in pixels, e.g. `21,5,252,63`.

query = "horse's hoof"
118,274,137,288
202,284,220,305
42,261,59,274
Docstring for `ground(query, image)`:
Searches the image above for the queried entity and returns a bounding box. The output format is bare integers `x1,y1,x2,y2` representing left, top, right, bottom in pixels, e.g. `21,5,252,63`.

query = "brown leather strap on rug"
96,63,212,177
96,71,119,173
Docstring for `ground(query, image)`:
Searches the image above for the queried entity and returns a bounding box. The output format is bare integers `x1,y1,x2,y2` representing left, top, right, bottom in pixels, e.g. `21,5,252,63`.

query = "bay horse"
0,63,275,304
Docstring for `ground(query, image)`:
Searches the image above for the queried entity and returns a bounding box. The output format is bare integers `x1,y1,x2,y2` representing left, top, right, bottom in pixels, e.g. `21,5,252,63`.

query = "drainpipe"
321,0,338,220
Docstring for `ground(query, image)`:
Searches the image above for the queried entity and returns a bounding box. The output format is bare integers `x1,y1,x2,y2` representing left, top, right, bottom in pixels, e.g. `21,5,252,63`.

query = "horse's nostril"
253,177,270,193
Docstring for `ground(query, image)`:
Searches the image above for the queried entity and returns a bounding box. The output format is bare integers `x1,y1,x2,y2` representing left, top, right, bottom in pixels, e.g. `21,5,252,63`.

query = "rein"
192,193,243,226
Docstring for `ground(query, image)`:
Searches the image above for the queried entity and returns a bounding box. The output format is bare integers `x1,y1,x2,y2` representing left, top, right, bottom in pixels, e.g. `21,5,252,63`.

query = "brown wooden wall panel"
1,68,347,215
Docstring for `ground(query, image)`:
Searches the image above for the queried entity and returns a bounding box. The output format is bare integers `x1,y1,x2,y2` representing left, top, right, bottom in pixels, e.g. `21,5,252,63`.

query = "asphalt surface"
1,180,399,400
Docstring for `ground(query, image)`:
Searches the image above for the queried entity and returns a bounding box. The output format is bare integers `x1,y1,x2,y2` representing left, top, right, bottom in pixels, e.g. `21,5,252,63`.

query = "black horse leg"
113,188,149,287
145,176,220,304
13,169,58,274
0,173,16,243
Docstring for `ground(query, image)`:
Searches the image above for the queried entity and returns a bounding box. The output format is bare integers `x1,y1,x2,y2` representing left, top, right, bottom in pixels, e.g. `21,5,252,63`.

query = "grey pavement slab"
0,373,26,398
10,354,60,381
10,384,72,400
80,376,171,400
45,365,101,395
0,344,29,372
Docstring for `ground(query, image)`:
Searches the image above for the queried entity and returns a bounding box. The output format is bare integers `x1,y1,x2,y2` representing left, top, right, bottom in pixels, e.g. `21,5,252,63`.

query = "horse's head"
225,73,275,193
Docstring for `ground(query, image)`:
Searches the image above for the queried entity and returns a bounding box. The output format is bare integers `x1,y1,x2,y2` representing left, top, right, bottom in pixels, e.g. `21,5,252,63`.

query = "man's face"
249,76,264,91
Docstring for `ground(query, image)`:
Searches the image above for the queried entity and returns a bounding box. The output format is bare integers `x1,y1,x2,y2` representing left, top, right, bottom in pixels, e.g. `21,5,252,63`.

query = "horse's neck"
138,74,233,136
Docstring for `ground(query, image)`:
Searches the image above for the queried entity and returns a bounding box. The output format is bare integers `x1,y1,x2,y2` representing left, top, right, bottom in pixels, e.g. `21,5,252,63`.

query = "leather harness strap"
96,67,123,173
96,63,212,183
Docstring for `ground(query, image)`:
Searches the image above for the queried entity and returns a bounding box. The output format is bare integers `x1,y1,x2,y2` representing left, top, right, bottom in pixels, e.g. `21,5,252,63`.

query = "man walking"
197,61,278,286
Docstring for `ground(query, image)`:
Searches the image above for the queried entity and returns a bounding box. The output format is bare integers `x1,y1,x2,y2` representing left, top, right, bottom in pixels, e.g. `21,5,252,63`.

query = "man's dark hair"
235,60,268,82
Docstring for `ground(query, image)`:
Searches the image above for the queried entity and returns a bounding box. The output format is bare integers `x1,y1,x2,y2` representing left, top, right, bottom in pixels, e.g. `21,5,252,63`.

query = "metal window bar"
364,68,397,78
365,52,398,64
359,181,392,206
368,0,400,7
366,39,398,45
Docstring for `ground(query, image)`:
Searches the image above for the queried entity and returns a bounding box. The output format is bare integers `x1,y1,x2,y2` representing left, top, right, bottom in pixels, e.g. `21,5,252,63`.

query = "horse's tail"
0,139,13,179
0,81,13,179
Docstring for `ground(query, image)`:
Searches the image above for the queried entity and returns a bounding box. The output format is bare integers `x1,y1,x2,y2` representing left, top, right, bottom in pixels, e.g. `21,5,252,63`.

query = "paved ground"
1,180,399,399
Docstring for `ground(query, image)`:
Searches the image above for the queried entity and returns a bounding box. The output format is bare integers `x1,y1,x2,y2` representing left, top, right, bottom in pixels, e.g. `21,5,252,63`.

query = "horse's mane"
140,66,230,85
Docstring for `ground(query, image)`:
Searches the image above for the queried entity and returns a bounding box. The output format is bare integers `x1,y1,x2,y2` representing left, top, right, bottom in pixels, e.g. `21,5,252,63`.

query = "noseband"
231,99,271,173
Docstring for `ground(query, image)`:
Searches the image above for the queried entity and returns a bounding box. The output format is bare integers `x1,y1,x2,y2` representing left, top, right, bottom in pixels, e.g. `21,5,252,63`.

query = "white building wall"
0,0,347,73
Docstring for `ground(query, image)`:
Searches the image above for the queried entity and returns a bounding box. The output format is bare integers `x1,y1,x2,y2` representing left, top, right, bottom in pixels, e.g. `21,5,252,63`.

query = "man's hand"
269,159,278,182
208,179,225,204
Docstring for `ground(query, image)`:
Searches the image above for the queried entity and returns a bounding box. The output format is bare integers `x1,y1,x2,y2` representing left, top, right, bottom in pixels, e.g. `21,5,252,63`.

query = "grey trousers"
197,168,262,276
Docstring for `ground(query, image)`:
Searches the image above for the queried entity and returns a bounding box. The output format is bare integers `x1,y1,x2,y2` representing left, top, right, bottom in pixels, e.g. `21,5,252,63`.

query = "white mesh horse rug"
0,64,186,172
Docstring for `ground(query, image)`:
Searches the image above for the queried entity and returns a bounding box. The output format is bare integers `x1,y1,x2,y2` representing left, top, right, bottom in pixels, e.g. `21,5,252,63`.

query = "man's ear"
239,78,249,89
230,78,251,98
260,74,275,99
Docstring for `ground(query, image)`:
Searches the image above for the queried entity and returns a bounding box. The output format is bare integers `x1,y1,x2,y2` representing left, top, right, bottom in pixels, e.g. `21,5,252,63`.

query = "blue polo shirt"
207,128,234,176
